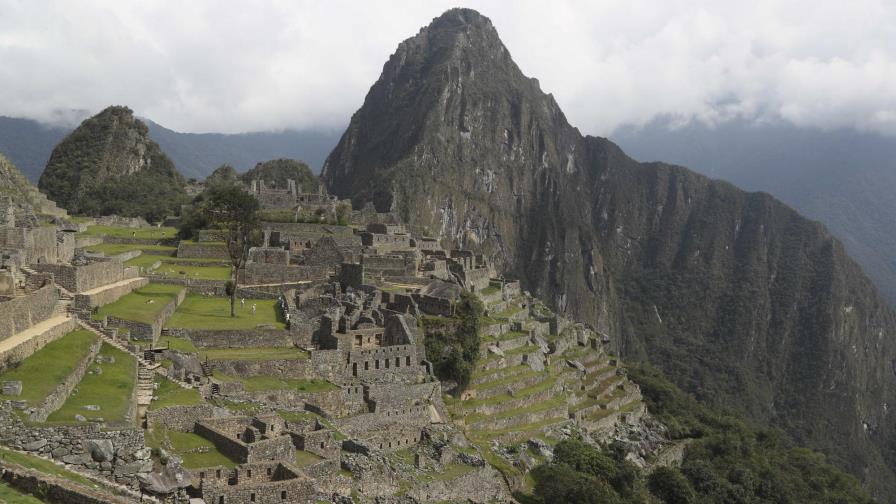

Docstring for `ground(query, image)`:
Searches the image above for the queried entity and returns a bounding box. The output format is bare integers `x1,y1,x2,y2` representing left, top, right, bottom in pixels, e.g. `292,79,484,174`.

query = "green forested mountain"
38,106,187,221
238,158,322,192
323,8,896,500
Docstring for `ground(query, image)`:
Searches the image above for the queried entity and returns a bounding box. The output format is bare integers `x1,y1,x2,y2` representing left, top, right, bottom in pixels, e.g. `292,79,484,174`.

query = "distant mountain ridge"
0,115,340,182
323,7,896,499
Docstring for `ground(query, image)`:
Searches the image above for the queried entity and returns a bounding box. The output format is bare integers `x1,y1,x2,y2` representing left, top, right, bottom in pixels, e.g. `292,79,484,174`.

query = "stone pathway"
78,277,145,296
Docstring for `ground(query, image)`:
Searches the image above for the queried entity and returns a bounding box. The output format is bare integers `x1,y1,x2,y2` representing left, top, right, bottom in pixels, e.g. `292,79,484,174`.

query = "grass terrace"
200,347,308,361
92,283,184,324
78,225,177,240
155,335,198,353
149,377,203,410
152,262,232,280
146,424,238,469
166,295,285,330
213,372,335,393
45,344,136,425
84,243,176,257
0,329,98,406
294,450,323,468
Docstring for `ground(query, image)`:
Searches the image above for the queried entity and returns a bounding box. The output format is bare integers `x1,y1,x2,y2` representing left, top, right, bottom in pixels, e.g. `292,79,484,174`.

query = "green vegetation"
92,283,184,324
213,372,335,393
46,344,135,425
177,182,260,316
0,330,97,405
166,295,284,329
149,377,202,410
422,292,484,392
525,366,874,504
38,106,186,222
146,423,238,469
78,225,177,240
240,158,321,193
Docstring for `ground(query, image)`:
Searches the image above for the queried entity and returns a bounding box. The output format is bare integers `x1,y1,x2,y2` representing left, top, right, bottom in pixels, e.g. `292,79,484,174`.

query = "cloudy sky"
1,0,895,136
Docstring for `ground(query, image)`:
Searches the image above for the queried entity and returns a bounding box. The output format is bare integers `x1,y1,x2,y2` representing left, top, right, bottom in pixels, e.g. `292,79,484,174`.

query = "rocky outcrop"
38,106,186,221
322,8,896,498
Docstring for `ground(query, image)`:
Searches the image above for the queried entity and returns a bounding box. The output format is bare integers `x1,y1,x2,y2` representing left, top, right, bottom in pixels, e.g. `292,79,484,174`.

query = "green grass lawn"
0,481,45,503
85,243,176,257
79,225,177,240
155,335,198,353
0,330,98,405
149,377,203,410
123,254,164,269
0,446,97,488
166,295,284,330
201,347,308,361
152,263,232,280
93,283,184,324
45,344,135,425
145,424,237,469
213,372,335,393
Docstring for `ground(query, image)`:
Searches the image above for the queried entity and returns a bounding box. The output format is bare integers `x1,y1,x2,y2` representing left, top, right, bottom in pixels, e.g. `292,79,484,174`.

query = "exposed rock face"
38,106,186,220
323,8,896,498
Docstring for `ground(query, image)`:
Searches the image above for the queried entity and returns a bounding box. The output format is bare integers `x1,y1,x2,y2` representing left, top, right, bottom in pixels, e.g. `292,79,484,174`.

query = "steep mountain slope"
0,154,67,218
323,8,896,499
613,119,896,306
38,106,186,221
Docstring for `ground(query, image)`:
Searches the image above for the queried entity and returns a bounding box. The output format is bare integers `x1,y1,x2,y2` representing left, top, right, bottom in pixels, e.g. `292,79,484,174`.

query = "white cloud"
0,0,894,136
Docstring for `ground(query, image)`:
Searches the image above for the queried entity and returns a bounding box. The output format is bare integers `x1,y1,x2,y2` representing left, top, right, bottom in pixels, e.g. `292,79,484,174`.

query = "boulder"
86,439,114,462
23,439,47,451
138,459,191,494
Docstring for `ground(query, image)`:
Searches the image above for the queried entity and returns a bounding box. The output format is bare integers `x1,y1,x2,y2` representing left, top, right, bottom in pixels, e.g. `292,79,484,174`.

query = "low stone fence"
168,328,293,348
29,338,101,422
0,405,150,489
74,277,148,310
0,317,76,373
0,462,132,504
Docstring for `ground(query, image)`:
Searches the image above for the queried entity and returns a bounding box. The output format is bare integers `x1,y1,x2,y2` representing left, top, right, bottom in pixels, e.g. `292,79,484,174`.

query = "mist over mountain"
0,115,340,183
612,120,896,305
323,7,896,499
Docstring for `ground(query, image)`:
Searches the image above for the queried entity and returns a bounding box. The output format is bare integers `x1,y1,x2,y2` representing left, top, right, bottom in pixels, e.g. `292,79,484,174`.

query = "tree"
201,184,260,316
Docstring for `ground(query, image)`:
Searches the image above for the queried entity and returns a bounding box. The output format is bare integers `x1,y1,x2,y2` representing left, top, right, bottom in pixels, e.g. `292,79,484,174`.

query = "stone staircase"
136,366,155,408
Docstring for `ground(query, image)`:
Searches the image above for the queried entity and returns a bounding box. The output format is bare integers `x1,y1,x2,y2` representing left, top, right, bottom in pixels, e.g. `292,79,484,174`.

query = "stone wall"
168,328,293,349
74,277,148,310
200,473,317,504
0,284,58,342
176,242,229,259
210,358,310,380
347,344,423,380
33,260,125,294
0,405,150,489
29,337,101,422
238,263,329,285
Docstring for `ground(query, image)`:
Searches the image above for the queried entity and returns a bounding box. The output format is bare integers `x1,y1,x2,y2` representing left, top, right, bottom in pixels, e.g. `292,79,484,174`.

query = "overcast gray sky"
1,0,895,136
